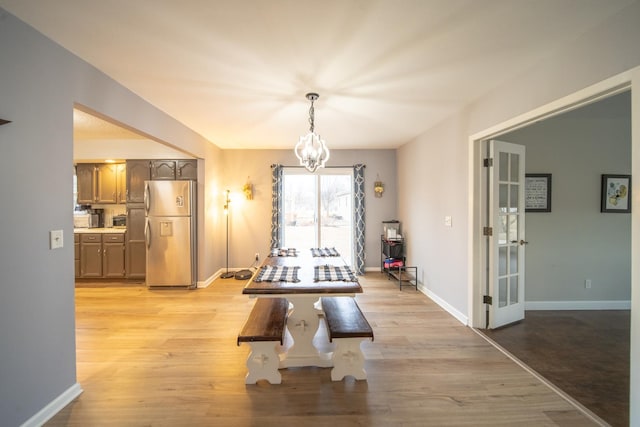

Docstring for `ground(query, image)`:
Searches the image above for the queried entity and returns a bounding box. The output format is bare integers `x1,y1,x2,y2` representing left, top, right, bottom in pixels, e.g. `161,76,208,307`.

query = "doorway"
470,84,632,329
282,168,354,265
470,84,633,426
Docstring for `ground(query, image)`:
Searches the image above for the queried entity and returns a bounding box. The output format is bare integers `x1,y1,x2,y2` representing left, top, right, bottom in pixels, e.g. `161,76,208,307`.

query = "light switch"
50,229,64,249
444,216,452,227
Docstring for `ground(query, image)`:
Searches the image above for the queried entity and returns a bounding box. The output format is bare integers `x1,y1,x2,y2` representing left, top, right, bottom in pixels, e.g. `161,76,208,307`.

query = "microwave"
73,213,100,228
112,214,127,227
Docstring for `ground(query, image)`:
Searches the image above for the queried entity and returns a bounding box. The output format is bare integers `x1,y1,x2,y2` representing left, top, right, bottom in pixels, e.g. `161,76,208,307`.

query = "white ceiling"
0,0,634,149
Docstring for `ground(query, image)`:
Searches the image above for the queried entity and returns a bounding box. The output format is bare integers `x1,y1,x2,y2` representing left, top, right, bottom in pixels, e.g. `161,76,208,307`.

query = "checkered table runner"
310,247,340,257
314,265,357,282
269,248,298,257
254,265,300,282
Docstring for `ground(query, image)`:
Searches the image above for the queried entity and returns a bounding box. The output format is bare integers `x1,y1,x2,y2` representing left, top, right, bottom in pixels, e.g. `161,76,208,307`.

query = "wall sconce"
374,175,384,198
242,177,253,200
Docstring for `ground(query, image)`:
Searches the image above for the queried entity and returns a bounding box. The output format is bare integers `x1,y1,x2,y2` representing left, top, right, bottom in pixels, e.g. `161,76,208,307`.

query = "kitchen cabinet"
150,159,197,180
117,163,127,204
150,160,176,180
80,233,103,277
126,160,151,203
102,234,126,278
177,160,197,180
76,164,95,204
78,232,125,278
126,206,146,279
74,233,80,277
76,163,126,204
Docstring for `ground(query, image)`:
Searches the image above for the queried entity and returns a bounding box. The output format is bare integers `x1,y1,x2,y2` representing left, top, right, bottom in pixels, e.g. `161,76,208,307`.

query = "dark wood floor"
480,310,630,427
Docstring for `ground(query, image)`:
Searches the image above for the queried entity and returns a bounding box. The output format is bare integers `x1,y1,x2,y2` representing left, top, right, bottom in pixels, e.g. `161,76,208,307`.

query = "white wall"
221,149,397,271
397,2,640,423
0,9,224,425
502,92,631,305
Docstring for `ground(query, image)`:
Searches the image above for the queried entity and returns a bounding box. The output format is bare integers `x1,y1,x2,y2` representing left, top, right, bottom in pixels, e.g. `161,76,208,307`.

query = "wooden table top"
242,251,362,295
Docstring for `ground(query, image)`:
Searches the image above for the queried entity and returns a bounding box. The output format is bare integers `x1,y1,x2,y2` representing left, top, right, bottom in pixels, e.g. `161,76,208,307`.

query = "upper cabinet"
126,160,151,204
176,160,197,180
76,164,96,204
151,159,197,180
77,159,196,205
76,163,126,204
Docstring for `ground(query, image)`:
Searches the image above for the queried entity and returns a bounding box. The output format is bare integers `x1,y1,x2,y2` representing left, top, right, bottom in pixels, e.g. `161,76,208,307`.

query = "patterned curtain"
270,164,284,249
353,164,366,275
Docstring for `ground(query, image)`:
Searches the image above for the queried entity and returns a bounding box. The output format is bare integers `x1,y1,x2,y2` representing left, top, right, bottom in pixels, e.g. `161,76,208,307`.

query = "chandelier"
294,92,330,173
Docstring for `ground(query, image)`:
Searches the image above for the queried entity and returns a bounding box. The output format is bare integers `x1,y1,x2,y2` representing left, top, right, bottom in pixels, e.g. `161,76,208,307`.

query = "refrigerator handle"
145,219,151,248
144,182,150,213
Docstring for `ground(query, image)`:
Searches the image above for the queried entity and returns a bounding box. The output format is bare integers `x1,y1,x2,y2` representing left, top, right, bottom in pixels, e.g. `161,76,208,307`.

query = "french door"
282,168,353,265
487,140,526,328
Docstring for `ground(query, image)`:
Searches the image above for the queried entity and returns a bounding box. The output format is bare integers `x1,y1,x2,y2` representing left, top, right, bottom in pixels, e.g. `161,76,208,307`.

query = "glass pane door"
283,173,317,249
283,169,353,265
488,140,526,328
319,174,352,261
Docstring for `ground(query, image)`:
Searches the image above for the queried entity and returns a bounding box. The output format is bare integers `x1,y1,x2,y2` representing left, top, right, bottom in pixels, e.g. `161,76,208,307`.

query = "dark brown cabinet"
150,160,176,180
126,160,151,203
176,159,197,180
76,164,95,204
79,233,103,277
150,159,197,180
102,234,125,278
74,233,80,277
76,163,126,204
126,206,146,279
77,233,125,278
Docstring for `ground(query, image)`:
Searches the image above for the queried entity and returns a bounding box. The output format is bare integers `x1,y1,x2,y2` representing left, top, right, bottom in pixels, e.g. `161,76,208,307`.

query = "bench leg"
330,337,369,381
244,341,282,385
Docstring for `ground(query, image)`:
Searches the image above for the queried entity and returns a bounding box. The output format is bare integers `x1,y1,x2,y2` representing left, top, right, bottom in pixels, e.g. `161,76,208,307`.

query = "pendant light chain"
309,98,315,133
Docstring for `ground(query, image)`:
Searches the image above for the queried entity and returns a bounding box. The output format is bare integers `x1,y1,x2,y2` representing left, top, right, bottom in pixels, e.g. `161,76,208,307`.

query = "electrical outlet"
255,253,259,261
585,279,592,289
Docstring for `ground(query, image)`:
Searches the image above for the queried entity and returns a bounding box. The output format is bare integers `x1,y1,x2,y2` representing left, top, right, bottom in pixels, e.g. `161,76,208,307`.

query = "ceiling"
0,0,634,149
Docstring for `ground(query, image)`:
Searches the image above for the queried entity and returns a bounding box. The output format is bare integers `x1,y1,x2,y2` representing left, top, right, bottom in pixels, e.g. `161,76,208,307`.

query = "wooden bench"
237,298,288,384
321,296,374,381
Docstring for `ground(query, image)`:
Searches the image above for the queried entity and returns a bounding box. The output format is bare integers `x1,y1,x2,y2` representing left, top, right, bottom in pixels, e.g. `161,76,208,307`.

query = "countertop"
74,227,127,234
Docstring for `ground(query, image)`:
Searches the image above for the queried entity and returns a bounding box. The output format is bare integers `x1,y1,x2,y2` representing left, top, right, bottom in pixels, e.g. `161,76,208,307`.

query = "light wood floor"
46,273,604,426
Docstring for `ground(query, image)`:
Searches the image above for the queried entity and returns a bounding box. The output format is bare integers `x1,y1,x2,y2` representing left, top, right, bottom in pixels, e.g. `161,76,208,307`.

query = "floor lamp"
221,189,235,278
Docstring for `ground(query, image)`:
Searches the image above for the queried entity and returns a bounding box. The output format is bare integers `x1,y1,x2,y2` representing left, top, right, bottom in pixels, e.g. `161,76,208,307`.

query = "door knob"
511,240,529,245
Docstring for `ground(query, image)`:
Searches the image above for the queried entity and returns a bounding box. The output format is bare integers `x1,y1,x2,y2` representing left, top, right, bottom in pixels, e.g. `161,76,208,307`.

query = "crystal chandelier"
294,92,330,173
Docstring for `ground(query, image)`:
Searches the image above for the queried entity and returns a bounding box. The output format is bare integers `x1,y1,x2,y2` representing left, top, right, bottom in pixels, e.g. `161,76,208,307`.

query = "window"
282,168,353,265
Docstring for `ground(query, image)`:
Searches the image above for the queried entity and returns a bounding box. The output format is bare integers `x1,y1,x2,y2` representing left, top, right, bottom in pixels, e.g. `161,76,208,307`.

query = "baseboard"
197,273,216,288
419,284,469,325
526,300,631,310
21,382,83,427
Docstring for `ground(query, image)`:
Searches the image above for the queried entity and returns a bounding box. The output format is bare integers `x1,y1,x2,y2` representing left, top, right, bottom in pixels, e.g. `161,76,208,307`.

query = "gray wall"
503,92,631,304
396,2,640,422
0,9,223,426
221,149,397,270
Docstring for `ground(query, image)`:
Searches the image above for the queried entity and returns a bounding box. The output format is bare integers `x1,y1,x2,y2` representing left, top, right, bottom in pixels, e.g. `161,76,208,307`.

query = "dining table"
243,249,362,368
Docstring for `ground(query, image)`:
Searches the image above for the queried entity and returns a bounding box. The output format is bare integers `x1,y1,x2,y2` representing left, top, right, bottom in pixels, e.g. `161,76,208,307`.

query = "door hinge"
483,226,493,236
483,295,493,305
483,158,493,167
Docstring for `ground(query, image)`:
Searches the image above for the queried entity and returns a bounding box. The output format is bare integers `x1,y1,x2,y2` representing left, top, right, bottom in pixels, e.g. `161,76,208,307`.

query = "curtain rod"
271,164,365,169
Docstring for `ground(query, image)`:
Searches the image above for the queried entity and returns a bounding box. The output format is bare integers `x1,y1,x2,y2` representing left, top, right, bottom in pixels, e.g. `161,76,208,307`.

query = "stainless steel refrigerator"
144,180,197,288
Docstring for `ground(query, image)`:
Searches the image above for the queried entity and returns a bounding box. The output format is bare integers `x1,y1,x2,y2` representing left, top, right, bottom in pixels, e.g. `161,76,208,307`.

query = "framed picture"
601,174,631,213
525,173,552,212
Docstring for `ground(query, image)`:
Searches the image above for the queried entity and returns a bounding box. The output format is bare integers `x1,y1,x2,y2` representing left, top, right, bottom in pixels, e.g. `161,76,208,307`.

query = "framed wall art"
525,173,552,212
601,174,631,213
